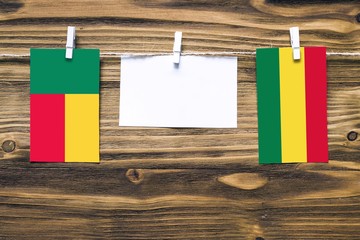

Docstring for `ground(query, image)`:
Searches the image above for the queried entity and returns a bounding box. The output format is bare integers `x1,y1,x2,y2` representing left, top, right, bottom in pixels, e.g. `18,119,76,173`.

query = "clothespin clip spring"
66,26,76,59
173,31,182,64
290,27,300,60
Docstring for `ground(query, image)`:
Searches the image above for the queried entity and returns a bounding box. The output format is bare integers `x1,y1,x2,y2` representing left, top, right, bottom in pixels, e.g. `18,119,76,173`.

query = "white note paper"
119,55,237,128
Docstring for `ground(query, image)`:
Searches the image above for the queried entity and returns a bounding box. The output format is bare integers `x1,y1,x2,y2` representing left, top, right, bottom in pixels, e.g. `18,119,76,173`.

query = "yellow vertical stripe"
65,94,99,162
279,47,307,163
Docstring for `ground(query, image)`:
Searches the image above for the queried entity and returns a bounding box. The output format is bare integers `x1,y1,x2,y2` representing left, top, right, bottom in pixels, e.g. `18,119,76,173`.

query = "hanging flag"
30,49,100,162
256,47,328,164
119,55,237,128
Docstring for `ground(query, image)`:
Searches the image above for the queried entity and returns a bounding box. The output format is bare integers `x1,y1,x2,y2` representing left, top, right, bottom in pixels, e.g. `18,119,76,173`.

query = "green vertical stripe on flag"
30,49,100,94
256,48,282,164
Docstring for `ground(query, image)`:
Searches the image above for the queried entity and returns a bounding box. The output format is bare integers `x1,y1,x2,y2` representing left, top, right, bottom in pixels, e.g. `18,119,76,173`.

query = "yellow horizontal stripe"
65,94,99,162
279,47,307,163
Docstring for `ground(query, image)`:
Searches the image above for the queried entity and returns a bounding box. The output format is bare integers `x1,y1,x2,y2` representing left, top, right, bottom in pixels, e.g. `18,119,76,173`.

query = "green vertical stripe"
256,48,282,164
30,49,100,94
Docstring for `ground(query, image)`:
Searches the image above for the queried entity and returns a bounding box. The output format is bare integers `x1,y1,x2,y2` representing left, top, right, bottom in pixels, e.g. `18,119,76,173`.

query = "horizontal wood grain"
0,166,360,239
1,56,359,167
0,0,359,239
0,0,359,55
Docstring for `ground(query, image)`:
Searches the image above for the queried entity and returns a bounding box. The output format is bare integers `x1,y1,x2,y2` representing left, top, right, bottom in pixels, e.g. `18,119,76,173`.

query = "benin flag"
256,47,328,164
30,49,100,162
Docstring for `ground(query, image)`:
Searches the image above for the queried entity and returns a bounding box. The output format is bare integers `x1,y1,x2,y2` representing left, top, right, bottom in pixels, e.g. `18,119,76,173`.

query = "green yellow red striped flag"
256,47,328,164
30,49,100,163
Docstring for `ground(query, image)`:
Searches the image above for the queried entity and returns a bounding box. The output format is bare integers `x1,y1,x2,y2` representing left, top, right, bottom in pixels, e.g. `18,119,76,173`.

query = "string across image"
1,51,360,58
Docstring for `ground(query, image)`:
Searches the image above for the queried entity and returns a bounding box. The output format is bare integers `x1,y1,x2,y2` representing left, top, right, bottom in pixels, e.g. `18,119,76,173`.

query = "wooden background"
0,0,359,239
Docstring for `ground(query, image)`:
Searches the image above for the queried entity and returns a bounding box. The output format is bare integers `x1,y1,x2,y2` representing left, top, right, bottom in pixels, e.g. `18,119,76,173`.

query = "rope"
1,50,359,58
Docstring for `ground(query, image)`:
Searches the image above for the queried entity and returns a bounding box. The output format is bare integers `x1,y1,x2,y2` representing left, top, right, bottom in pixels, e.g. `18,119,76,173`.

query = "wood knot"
125,169,144,185
218,173,268,190
347,131,358,141
256,237,265,240
356,13,360,23
2,140,16,153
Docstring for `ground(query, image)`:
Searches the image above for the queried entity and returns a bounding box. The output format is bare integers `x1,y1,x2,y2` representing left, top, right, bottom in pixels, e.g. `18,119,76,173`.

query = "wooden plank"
0,1,359,55
0,57,359,166
0,167,359,239
0,0,359,239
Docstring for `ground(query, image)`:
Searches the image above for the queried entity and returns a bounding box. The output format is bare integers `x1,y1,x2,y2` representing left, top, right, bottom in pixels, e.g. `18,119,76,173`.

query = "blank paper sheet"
119,55,237,128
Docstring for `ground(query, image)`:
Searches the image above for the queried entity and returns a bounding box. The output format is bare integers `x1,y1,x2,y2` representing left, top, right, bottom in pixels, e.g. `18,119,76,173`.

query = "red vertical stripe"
30,94,65,162
305,47,328,163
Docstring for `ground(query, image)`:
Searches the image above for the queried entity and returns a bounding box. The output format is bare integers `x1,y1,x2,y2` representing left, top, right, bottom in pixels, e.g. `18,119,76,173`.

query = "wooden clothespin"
66,26,76,59
173,31,182,64
290,27,300,60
